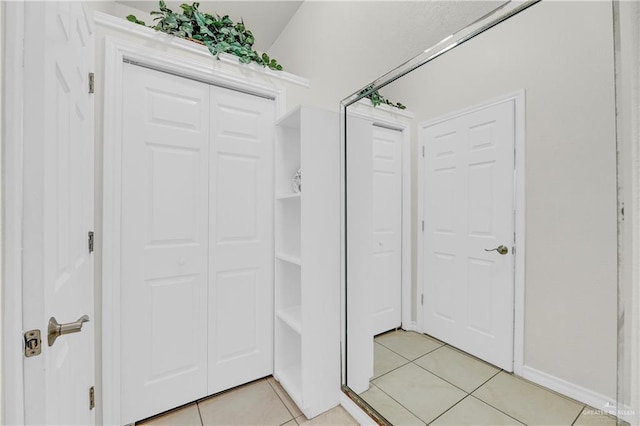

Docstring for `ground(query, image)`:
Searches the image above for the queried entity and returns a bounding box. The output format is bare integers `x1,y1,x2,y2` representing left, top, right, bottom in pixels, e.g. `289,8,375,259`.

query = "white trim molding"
93,11,309,89
101,34,288,425
1,2,26,425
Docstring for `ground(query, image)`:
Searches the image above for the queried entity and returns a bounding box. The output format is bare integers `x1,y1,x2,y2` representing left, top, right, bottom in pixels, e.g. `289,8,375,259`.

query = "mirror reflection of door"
421,98,516,371
372,125,403,336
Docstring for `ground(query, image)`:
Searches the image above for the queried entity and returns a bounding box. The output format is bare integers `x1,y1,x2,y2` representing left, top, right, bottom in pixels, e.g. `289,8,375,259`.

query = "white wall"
268,1,507,112
387,1,617,401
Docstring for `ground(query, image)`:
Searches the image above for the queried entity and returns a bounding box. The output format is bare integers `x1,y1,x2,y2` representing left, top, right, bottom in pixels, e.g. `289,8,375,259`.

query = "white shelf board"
276,306,302,334
276,252,302,266
275,364,304,411
276,106,302,129
276,192,302,201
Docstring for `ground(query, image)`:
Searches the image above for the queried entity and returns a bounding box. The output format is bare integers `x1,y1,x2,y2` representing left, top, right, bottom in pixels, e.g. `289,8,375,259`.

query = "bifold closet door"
120,63,210,423
208,86,274,394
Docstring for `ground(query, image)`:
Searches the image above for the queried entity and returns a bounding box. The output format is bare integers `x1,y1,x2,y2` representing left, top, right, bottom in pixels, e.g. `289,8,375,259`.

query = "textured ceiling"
116,0,304,51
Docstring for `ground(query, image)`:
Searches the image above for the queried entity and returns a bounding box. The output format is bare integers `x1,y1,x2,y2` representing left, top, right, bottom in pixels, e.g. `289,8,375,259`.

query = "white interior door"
22,2,95,424
120,63,210,423
208,86,274,394
371,125,403,336
421,100,515,371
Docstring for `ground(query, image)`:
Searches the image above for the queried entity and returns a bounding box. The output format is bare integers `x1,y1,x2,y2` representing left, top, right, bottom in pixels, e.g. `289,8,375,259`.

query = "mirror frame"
338,1,631,423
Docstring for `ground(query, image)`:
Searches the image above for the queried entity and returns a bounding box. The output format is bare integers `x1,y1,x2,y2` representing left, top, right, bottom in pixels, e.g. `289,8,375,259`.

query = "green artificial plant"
127,1,283,71
359,85,406,110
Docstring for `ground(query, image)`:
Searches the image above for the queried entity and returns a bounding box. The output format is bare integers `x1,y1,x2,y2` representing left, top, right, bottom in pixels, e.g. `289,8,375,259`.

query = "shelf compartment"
276,305,302,334
276,192,302,201
276,252,301,266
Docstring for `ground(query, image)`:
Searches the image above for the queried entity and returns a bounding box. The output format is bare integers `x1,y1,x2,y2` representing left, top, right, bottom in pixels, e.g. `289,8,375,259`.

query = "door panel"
422,100,515,371
23,2,95,424
208,86,274,394
120,64,210,424
372,126,403,336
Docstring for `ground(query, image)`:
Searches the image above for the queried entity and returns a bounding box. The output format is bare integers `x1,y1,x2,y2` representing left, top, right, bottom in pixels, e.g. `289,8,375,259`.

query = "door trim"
346,104,413,331
101,37,285,425
417,90,526,373
1,2,26,424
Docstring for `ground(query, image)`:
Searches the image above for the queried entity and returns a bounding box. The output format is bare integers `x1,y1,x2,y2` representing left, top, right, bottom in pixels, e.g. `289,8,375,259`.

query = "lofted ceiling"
116,0,304,51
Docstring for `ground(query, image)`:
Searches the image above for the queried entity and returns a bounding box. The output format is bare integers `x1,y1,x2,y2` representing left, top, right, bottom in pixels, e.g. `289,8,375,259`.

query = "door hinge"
88,231,94,253
421,294,424,305
88,73,95,94
89,386,95,410
24,329,42,357
422,220,424,232
422,145,425,158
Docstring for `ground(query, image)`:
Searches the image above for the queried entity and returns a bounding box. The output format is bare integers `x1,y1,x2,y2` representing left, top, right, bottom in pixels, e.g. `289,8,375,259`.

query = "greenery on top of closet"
126,1,283,71
359,85,406,110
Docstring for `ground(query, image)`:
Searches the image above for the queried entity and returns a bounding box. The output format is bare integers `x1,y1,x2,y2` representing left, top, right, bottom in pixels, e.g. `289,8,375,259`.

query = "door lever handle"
484,245,509,255
48,315,90,346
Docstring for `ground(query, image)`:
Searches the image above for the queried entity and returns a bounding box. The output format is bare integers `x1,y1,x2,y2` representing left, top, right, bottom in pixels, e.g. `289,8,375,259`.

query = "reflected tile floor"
360,330,619,426
137,377,357,426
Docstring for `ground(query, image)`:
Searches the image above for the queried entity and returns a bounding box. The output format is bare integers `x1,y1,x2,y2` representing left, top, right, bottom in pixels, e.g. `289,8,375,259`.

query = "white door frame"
1,2,26,424
417,91,526,374
101,36,286,425
347,103,413,331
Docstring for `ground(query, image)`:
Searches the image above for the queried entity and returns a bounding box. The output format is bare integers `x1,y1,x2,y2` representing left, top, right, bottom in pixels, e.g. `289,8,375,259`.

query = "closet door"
120,63,210,424
208,86,275,393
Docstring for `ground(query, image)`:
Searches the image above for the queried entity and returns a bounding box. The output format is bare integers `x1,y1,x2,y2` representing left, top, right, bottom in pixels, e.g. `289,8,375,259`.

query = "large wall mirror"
341,1,634,424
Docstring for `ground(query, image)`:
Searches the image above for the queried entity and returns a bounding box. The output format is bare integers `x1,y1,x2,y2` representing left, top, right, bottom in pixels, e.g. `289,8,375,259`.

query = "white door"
371,125,403,336
421,100,515,371
120,64,210,423
208,86,274,394
22,2,95,424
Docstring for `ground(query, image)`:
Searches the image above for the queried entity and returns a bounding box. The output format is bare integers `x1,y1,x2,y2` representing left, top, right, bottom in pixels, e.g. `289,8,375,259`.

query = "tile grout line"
570,405,588,426
466,395,527,425
196,401,205,426
266,377,299,422
365,382,428,425
426,394,474,425
374,339,446,363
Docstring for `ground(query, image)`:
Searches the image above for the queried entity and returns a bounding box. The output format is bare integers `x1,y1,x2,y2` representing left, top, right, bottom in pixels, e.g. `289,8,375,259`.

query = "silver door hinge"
88,73,95,94
24,329,42,357
422,145,425,158
422,220,424,232
421,294,424,305
88,231,94,253
89,386,95,410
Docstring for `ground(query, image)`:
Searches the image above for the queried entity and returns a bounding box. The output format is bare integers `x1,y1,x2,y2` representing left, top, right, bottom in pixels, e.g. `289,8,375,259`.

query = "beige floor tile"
472,372,584,425
431,396,523,425
373,342,410,379
268,376,304,417
359,384,425,426
138,403,202,426
298,406,358,426
375,330,443,360
372,363,466,424
281,420,298,426
414,346,500,392
573,407,618,426
198,380,293,425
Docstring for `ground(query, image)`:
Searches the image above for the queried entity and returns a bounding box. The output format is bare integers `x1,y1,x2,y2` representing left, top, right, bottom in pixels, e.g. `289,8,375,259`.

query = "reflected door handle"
48,315,90,346
484,245,509,255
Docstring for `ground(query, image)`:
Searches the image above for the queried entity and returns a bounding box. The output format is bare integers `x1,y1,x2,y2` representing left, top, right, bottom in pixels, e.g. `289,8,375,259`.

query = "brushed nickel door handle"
484,245,509,255
48,315,90,346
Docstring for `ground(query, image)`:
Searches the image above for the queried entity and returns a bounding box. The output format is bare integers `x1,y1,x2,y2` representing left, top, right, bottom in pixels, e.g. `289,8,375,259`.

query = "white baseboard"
402,321,418,332
521,365,615,411
339,391,376,425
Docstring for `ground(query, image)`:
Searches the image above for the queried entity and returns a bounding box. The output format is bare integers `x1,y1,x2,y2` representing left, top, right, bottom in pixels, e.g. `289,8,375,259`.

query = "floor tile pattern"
359,330,620,426
137,377,357,426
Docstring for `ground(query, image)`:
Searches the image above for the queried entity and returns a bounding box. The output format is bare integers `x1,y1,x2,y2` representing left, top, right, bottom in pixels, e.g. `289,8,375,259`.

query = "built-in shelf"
276,193,302,201
276,252,301,266
276,306,302,334
273,106,339,419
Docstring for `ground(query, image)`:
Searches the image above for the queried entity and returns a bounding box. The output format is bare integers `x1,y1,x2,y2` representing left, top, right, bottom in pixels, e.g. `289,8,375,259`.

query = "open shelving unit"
273,106,340,419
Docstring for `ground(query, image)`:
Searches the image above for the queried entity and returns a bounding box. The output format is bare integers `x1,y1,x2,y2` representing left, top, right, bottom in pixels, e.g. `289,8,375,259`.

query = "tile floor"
359,330,619,426
136,376,358,426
